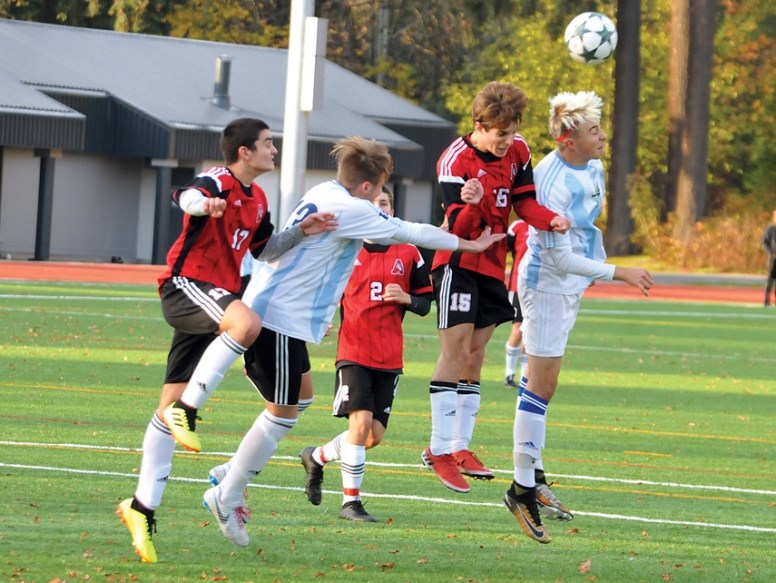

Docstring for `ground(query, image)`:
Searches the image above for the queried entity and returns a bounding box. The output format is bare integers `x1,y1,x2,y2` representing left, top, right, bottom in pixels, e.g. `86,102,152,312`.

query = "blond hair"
548,91,603,141
331,137,393,190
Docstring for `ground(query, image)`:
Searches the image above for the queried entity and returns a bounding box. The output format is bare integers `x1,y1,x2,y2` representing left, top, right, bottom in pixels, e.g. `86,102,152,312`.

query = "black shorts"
243,327,310,406
508,290,524,323
160,277,240,334
432,264,513,329
160,277,241,384
332,364,399,429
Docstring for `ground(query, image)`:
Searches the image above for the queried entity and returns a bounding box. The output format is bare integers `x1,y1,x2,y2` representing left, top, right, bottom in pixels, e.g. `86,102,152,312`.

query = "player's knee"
440,344,469,365
230,310,261,344
243,311,262,341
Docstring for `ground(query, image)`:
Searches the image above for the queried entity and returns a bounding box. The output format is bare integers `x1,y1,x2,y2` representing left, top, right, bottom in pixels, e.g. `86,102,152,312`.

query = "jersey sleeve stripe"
437,138,468,178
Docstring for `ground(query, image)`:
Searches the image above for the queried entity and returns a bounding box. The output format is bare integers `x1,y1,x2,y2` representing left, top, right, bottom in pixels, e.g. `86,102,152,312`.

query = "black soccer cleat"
299,446,324,505
339,500,378,522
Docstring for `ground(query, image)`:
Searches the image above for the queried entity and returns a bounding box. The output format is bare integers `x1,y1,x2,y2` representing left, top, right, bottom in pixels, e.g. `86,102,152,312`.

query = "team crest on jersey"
256,204,264,222
477,169,487,178
391,259,405,275
592,185,601,198
234,199,242,207
511,163,518,179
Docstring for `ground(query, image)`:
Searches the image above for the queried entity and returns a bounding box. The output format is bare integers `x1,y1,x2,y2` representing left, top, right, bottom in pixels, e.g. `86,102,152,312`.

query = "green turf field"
1,280,773,582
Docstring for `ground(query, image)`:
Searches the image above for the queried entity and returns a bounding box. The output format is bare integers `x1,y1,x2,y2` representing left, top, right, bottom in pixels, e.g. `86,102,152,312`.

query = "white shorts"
518,286,583,357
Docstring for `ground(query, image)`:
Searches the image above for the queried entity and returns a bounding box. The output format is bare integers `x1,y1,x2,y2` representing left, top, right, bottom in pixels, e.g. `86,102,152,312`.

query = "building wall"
53,153,143,261
0,148,38,258
400,180,436,224
136,166,157,262
1,149,143,261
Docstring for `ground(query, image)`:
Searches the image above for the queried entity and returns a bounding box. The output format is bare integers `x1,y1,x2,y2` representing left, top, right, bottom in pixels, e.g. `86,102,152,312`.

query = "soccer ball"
564,12,618,65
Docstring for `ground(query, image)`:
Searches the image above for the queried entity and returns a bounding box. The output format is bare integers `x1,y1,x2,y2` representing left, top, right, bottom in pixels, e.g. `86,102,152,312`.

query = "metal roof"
0,19,455,179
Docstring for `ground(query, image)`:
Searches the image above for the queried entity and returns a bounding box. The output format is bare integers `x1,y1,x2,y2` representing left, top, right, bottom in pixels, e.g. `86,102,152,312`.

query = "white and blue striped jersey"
243,180,453,343
519,150,614,294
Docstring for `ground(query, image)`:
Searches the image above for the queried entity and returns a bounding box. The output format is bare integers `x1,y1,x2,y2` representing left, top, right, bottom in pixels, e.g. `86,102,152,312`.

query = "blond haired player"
505,91,653,543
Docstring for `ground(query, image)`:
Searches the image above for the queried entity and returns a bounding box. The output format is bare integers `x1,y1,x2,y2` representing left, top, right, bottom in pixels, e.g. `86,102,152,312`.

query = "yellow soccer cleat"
116,498,158,563
162,401,202,452
503,485,551,544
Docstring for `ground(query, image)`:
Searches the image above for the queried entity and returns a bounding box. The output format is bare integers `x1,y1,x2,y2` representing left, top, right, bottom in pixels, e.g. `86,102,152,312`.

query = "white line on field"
0,306,161,321
0,294,156,301
1,461,774,534
2,440,774,496
580,308,768,319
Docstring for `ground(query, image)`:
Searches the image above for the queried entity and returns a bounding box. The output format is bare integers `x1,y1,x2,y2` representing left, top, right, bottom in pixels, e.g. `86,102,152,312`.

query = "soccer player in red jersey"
421,82,571,493
298,187,434,522
117,118,336,563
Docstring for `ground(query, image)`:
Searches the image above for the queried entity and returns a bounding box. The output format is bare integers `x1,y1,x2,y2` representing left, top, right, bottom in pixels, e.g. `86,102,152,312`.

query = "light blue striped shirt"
519,150,613,293
243,181,411,343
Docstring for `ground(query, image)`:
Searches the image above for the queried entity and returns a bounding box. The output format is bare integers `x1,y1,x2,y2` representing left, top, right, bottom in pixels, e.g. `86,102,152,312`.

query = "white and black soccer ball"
564,12,618,65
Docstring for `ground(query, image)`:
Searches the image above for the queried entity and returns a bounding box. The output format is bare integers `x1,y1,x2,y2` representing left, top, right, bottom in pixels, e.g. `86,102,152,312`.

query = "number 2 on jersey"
370,281,383,301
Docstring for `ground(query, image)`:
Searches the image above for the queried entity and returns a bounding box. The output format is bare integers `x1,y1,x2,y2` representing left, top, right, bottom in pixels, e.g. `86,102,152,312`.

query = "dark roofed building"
0,18,455,264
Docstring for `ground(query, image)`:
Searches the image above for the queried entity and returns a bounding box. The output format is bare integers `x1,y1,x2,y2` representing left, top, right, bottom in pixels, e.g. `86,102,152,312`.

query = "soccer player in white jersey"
200,136,505,547
504,92,654,544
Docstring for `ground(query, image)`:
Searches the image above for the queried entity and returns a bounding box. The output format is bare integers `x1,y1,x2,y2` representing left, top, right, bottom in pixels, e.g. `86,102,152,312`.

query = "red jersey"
336,242,433,371
158,166,274,294
506,219,529,293
432,134,558,281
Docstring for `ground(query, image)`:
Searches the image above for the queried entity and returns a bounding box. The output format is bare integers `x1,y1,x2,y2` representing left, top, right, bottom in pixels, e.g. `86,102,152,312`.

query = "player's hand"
382,283,410,305
301,211,338,236
204,197,227,218
550,215,571,233
459,226,506,253
461,178,484,205
614,266,654,296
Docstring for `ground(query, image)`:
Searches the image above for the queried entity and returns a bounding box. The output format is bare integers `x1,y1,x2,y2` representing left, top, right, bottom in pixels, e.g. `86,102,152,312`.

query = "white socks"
219,410,297,507
179,332,247,409
452,381,480,452
513,389,548,487
134,413,175,510
340,440,366,503
505,342,521,377
314,431,345,465
429,381,457,454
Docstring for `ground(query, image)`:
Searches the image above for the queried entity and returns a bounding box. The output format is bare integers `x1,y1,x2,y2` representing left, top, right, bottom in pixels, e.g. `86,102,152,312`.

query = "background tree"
664,0,688,221
317,0,513,114
168,0,288,46
669,0,718,244
606,0,641,255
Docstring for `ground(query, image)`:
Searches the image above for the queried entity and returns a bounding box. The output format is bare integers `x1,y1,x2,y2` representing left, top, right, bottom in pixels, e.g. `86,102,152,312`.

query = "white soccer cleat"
208,463,250,522
203,487,250,547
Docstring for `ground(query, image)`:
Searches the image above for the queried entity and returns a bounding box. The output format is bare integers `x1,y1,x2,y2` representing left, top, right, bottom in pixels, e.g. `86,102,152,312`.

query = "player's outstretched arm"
457,226,506,254
613,266,654,296
300,211,338,236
